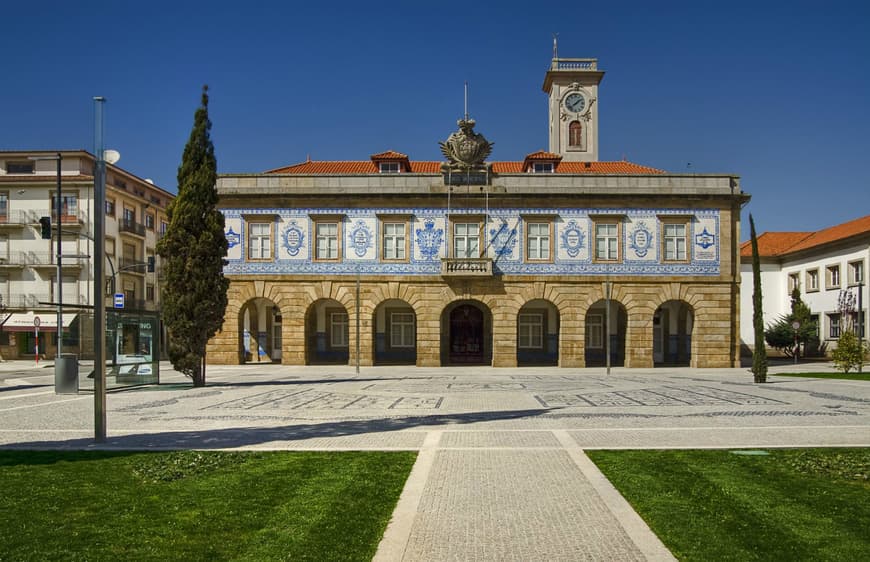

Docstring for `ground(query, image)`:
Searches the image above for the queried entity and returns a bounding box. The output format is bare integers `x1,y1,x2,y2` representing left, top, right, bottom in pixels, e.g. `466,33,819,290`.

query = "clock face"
564,93,586,113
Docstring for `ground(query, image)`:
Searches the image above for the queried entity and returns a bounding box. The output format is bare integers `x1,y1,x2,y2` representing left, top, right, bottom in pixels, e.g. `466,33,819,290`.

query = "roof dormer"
371,150,410,173
523,150,562,173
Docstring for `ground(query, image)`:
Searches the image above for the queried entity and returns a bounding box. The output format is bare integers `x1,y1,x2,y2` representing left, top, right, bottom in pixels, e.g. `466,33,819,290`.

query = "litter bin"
54,354,79,394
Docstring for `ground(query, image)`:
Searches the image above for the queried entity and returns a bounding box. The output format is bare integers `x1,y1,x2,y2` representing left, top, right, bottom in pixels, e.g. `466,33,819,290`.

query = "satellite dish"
145,179,154,184
103,149,121,164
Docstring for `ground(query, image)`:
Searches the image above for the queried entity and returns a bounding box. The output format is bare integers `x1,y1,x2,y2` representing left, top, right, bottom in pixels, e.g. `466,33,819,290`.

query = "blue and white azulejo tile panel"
221,207,720,276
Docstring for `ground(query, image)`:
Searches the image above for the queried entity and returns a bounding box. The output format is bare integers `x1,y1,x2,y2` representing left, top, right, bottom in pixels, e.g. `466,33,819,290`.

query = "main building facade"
208,58,747,369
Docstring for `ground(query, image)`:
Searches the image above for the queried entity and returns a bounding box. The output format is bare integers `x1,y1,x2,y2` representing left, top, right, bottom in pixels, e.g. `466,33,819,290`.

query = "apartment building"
0,150,173,359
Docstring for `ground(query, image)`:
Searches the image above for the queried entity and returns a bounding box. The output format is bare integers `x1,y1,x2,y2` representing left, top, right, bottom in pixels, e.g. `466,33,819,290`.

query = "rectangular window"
145,213,155,230
526,222,551,261
532,162,553,173
849,260,864,285
315,222,340,260
0,192,7,222
379,162,400,173
248,222,272,260
330,311,349,348
54,193,78,222
518,312,544,349
806,269,819,292
122,242,136,262
587,314,603,348
146,284,155,301
827,265,841,289
828,313,841,339
123,206,135,223
390,312,415,348
7,162,33,174
788,273,800,292
105,198,115,216
663,223,688,261
453,222,480,258
160,221,169,235
594,222,619,261
382,222,406,261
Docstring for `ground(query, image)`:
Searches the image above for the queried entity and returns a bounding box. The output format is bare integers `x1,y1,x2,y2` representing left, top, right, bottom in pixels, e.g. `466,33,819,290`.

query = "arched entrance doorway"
440,301,492,366
238,297,282,364
585,299,627,367
305,298,349,365
517,299,559,366
653,300,694,366
372,299,416,365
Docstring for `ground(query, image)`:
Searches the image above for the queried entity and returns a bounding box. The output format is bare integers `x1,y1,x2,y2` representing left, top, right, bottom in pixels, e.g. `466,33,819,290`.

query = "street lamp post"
29,153,65,389
791,319,801,365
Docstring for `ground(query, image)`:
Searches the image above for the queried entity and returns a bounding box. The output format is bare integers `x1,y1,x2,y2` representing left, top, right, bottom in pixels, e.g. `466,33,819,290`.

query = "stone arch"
237,296,283,364
585,297,627,367
517,298,560,366
304,298,350,365
653,300,695,367
440,299,493,366
372,298,417,365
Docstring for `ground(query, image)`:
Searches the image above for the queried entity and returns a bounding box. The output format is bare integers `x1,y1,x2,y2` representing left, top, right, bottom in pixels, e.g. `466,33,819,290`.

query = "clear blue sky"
2,0,868,240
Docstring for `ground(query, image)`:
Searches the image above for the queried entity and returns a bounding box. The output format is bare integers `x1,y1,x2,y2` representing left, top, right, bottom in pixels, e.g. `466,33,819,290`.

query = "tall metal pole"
859,281,864,373
355,268,360,375
55,153,63,359
605,280,611,375
93,97,107,442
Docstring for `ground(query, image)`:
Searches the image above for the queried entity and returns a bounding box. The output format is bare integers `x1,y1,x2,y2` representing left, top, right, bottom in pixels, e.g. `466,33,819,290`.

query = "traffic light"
38,216,52,239
147,256,155,272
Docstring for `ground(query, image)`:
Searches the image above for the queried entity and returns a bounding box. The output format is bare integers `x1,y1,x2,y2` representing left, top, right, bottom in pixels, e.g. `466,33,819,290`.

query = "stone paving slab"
1,361,869,561
396,449,649,562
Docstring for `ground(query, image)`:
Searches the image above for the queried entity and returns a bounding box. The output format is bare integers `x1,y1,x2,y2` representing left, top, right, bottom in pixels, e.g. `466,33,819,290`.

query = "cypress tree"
156,86,228,386
750,214,768,382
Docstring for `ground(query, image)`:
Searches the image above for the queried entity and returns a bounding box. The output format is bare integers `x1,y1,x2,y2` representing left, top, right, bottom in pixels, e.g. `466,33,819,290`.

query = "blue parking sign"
114,293,125,309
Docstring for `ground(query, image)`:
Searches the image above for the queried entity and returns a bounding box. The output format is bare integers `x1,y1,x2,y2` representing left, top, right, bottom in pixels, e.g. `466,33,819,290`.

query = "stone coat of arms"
439,119,493,171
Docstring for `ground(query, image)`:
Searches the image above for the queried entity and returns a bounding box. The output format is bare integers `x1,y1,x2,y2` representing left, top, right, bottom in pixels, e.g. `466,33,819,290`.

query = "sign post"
33,316,41,366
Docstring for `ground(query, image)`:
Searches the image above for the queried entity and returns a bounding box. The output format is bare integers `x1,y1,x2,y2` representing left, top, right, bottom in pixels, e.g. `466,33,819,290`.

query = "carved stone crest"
439,119,493,171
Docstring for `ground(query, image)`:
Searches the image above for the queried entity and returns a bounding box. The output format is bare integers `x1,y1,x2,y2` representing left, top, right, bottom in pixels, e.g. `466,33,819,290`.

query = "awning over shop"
0,312,78,332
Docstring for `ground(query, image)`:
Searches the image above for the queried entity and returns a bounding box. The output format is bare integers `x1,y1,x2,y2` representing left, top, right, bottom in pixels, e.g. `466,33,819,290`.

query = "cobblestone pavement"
1,361,868,560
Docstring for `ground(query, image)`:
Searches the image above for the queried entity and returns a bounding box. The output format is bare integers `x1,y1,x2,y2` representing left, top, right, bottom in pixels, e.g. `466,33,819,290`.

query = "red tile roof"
370,150,408,160
740,232,812,258
523,150,563,161
266,159,665,175
740,214,870,258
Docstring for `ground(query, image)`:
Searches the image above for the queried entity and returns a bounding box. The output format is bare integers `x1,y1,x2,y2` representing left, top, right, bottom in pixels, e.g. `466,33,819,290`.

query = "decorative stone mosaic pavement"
2,362,869,562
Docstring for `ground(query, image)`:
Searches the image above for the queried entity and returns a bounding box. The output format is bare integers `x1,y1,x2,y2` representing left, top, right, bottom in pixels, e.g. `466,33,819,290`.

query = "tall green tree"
156,86,228,387
750,214,768,383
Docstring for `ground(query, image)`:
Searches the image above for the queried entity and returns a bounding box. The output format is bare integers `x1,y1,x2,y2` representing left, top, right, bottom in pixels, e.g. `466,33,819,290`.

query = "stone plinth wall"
206,276,740,369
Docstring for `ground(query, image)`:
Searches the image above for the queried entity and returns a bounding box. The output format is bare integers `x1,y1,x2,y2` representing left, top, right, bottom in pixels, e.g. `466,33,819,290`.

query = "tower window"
532,162,553,173
568,121,584,148
379,162,400,173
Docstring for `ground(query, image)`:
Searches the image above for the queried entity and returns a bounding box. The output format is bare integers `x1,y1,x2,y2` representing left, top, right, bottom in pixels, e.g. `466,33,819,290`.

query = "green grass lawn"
771,371,870,381
0,450,416,561
588,448,870,561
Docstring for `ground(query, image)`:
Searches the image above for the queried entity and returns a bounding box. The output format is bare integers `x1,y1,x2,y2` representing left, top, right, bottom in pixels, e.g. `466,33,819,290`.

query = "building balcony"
440,257,493,277
25,252,87,269
119,218,146,237
0,210,37,228
51,209,87,226
0,252,28,267
117,257,147,274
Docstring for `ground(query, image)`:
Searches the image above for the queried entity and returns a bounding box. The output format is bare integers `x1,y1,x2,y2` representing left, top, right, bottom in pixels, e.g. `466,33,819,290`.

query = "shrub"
831,330,867,373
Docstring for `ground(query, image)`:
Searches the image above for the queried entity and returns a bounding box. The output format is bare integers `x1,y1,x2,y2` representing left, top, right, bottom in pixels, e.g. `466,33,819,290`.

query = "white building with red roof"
209,56,748,369
740,215,869,353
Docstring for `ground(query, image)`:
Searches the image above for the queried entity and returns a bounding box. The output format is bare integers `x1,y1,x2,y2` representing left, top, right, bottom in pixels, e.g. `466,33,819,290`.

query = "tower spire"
552,33,558,59
464,81,469,121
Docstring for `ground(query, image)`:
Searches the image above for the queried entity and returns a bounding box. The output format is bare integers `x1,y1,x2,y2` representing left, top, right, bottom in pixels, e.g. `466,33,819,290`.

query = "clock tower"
542,57,605,162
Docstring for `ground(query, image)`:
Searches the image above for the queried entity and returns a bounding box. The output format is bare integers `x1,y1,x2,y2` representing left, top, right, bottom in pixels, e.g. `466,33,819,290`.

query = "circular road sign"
34,316,41,328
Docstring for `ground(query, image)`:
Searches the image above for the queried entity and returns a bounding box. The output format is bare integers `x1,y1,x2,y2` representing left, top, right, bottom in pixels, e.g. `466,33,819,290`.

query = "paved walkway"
1,360,868,561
